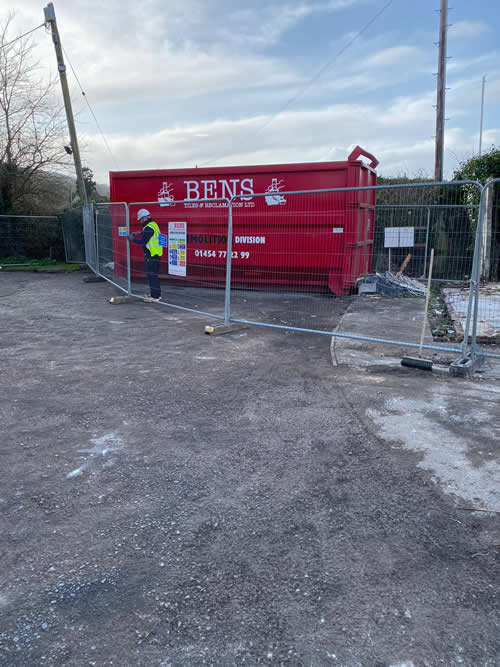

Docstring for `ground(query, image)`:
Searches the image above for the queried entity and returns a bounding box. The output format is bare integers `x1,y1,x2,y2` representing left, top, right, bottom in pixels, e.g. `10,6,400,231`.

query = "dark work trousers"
144,257,161,298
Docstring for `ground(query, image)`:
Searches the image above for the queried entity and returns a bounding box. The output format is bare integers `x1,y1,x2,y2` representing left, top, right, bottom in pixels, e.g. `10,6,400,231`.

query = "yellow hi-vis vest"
145,221,163,257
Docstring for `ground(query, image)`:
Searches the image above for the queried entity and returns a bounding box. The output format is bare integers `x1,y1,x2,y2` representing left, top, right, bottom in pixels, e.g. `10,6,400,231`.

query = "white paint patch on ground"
80,432,124,456
66,466,86,479
367,394,500,508
353,373,386,384
66,433,125,479
195,356,217,361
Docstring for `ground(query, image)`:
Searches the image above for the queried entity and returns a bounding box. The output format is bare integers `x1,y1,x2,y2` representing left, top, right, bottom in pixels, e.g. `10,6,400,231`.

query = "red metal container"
109,146,377,295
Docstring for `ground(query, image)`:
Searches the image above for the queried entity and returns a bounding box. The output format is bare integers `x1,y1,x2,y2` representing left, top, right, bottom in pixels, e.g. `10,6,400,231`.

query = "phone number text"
194,250,250,259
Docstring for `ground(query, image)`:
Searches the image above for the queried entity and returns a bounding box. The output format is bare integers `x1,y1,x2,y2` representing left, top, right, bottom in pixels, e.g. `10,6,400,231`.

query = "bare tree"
0,14,70,214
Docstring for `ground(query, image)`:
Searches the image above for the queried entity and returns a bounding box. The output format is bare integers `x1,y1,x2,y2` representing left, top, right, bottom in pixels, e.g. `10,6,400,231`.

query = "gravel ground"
0,272,498,667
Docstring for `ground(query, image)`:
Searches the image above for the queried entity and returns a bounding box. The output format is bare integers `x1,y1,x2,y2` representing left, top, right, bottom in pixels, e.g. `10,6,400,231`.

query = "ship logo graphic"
158,182,175,207
264,178,286,206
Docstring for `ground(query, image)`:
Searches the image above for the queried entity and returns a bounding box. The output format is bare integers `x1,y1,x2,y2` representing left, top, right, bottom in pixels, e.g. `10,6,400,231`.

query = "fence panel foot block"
204,323,249,336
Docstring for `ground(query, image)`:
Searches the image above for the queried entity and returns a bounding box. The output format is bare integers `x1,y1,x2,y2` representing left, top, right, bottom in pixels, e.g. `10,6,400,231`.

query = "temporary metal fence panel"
94,202,129,294
87,180,493,362
127,200,229,319
472,178,500,359
373,185,479,283
0,215,63,266
82,204,98,273
60,207,86,263
374,204,479,280
227,181,483,355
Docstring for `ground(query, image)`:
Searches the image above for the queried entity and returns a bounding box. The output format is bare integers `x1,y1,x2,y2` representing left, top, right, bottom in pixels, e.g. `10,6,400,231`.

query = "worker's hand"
127,234,135,242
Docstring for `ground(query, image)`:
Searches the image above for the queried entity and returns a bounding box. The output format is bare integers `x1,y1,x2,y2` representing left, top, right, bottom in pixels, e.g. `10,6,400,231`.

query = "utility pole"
43,3,88,205
479,75,486,157
434,0,448,182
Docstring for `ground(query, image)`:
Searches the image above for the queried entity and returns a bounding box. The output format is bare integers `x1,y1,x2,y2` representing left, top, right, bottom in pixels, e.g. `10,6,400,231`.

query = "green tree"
453,147,500,280
0,14,70,214
453,146,500,183
83,166,97,201
75,166,108,203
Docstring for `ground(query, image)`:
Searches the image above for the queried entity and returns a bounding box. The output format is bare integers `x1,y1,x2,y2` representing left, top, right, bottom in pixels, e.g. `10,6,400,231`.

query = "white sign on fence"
384,227,399,248
384,226,414,248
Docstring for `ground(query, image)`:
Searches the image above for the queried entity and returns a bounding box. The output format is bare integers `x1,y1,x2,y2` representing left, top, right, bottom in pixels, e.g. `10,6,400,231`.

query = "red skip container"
110,146,377,295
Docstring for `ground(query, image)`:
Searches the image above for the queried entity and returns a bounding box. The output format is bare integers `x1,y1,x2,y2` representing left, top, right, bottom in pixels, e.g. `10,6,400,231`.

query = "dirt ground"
0,272,498,667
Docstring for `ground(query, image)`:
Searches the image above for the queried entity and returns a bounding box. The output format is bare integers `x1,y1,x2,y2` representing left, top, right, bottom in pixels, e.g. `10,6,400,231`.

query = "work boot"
144,295,161,303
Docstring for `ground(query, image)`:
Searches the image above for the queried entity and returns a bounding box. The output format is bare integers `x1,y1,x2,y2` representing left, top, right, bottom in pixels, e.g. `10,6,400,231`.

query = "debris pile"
358,272,427,297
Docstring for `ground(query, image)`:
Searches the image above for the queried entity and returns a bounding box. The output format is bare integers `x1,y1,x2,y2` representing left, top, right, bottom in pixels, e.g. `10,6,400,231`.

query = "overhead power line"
253,0,395,136
202,0,394,167
62,45,120,170
0,22,45,50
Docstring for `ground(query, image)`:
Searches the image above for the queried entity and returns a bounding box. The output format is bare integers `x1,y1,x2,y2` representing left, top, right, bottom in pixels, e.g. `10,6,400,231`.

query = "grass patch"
0,258,84,272
0,255,60,266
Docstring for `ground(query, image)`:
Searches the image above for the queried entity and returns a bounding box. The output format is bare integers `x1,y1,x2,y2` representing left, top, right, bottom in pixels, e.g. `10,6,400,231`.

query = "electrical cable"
62,46,120,170
201,0,394,167
0,23,45,50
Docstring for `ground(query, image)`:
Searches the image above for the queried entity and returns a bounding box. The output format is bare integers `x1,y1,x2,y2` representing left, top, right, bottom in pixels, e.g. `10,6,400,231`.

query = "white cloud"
85,47,300,104
81,89,496,183
447,52,498,74
363,46,421,68
4,0,499,189
450,20,491,39
214,0,368,49
378,93,435,127
447,72,500,108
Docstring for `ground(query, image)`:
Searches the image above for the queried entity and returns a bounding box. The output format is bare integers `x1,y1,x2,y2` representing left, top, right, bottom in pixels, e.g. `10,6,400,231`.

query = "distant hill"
96,183,110,197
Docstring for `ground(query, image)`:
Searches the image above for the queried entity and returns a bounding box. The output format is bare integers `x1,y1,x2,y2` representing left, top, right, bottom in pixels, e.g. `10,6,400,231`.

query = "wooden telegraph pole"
434,0,448,182
43,3,88,205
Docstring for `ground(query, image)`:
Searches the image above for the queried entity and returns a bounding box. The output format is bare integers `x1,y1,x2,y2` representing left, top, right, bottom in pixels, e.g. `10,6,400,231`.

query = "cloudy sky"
6,0,500,183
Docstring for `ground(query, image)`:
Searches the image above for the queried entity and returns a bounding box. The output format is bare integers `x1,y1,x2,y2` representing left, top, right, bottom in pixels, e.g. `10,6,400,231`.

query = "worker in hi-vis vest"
128,208,163,302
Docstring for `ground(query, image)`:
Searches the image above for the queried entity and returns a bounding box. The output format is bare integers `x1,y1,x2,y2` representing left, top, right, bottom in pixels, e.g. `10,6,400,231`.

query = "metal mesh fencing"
373,204,478,280
0,215,64,266
77,179,493,361
95,202,129,293
227,182,482,353
373,185,478,283
59,207,85,263
82,205,97,273
128,200,229,319
471,178,500,358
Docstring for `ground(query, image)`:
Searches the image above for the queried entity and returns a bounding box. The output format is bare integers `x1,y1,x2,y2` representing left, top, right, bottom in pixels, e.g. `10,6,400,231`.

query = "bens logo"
156,177,287,205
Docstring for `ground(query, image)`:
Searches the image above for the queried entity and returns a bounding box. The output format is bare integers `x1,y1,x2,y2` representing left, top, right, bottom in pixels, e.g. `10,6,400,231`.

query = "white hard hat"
137,208,150,221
